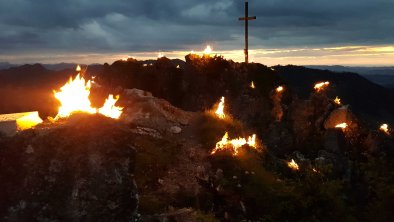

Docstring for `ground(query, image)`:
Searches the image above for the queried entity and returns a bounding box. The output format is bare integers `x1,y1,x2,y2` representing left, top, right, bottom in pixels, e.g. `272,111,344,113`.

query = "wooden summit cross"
239,0,256,64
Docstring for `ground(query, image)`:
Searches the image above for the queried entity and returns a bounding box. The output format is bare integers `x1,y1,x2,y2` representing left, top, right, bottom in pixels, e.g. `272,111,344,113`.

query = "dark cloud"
0,0,393,55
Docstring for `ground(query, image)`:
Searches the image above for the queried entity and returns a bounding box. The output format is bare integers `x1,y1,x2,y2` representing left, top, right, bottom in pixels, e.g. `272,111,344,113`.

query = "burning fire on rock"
335,123,348,131
287,159,300,171
215,97,226,119
334,96,341,105
379,124,390,135
211,132,257,156
276,86,284,93
204,45,213,55
250,81,255,89
314,81,330,92
53,67,123,120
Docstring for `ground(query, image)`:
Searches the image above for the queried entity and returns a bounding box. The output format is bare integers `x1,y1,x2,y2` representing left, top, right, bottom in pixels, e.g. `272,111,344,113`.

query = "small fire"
379,124,390,135
287,159,300,171
204,45,212,55
334,96,341,105
98,95,124,119
250,81,255,89
215,97,226,119
335,123,348,130
54,74,123,119
211,132,257,156
314,81,330,92
276,86,284,93
16,112,43,131
158,52,164,58
76,65,82,72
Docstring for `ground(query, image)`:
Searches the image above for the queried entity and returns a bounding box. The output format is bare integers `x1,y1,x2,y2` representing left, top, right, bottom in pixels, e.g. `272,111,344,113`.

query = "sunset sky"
1,0,394,66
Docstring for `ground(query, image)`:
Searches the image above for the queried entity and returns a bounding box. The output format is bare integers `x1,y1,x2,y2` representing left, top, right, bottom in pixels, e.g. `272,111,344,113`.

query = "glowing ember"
250,81,255,89
276,86,284,93
16,112,43,131
379,124,390,135
334,96,341,105
98,95,123,119
335,123,348,130
211,132,257,156
215,97,226,119
204,45,212,55
54,74,123,119
314,81,330,92
176,65,180,69
312,168,319,173
76,65,81,72
287,159,300,171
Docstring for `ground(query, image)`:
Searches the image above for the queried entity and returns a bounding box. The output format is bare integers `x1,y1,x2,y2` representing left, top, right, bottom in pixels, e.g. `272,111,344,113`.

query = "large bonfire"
54,66,123,120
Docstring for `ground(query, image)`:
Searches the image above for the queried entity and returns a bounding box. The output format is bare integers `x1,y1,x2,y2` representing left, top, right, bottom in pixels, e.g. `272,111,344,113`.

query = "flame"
54,74,96,119
335,123,348,130
314,81,330,92
76,65,81,72
215,97,226,119
211,132,257,156
276,86,284,93
334,96,341,105
158,52,164,58
204,45,212,55
287,159,300,171
250,81,255,89
54,74,123,119
16,112,43,131
98,95,123,119
380,124,390,135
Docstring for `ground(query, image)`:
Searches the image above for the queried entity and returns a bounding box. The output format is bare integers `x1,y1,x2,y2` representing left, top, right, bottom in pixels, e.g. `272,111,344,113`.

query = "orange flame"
215,97,226,119
287,159,300,171
334,96,341,105
314,81,330,92
380,124,390,135
335,123,348,130
276,86,284,93
54,74,96,119
204,45,212,55
211,132,257,156
250,81,255,89
54,74,123,119
76,65,82,72
98,95,124,119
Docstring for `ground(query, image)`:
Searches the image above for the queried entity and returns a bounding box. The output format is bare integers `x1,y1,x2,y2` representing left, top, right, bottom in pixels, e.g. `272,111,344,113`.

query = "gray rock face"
0,115,139,221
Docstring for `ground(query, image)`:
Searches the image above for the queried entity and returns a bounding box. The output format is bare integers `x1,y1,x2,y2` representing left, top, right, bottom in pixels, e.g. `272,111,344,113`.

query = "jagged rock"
169,126,182,134
324,105,353,129
0,115,139,221
121,88,195,131
324,129,346,153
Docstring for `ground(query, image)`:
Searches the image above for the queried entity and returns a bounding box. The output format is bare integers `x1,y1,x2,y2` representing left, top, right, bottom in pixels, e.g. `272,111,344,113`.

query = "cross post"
239,0,256,64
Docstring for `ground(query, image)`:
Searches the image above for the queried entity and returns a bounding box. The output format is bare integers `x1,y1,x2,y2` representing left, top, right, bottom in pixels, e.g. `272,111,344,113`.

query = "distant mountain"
275,65,394,124
307,65,394,88
0,62,15,70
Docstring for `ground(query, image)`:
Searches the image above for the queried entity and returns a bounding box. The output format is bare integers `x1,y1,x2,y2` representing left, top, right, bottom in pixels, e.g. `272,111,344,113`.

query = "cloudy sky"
1,0,394,65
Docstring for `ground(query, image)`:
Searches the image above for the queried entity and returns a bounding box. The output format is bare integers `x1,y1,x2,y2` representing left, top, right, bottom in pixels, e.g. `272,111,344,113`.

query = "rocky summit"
0,56,393,221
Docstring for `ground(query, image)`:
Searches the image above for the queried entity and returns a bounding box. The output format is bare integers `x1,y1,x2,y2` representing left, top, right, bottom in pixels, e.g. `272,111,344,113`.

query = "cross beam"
239,1,256,64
